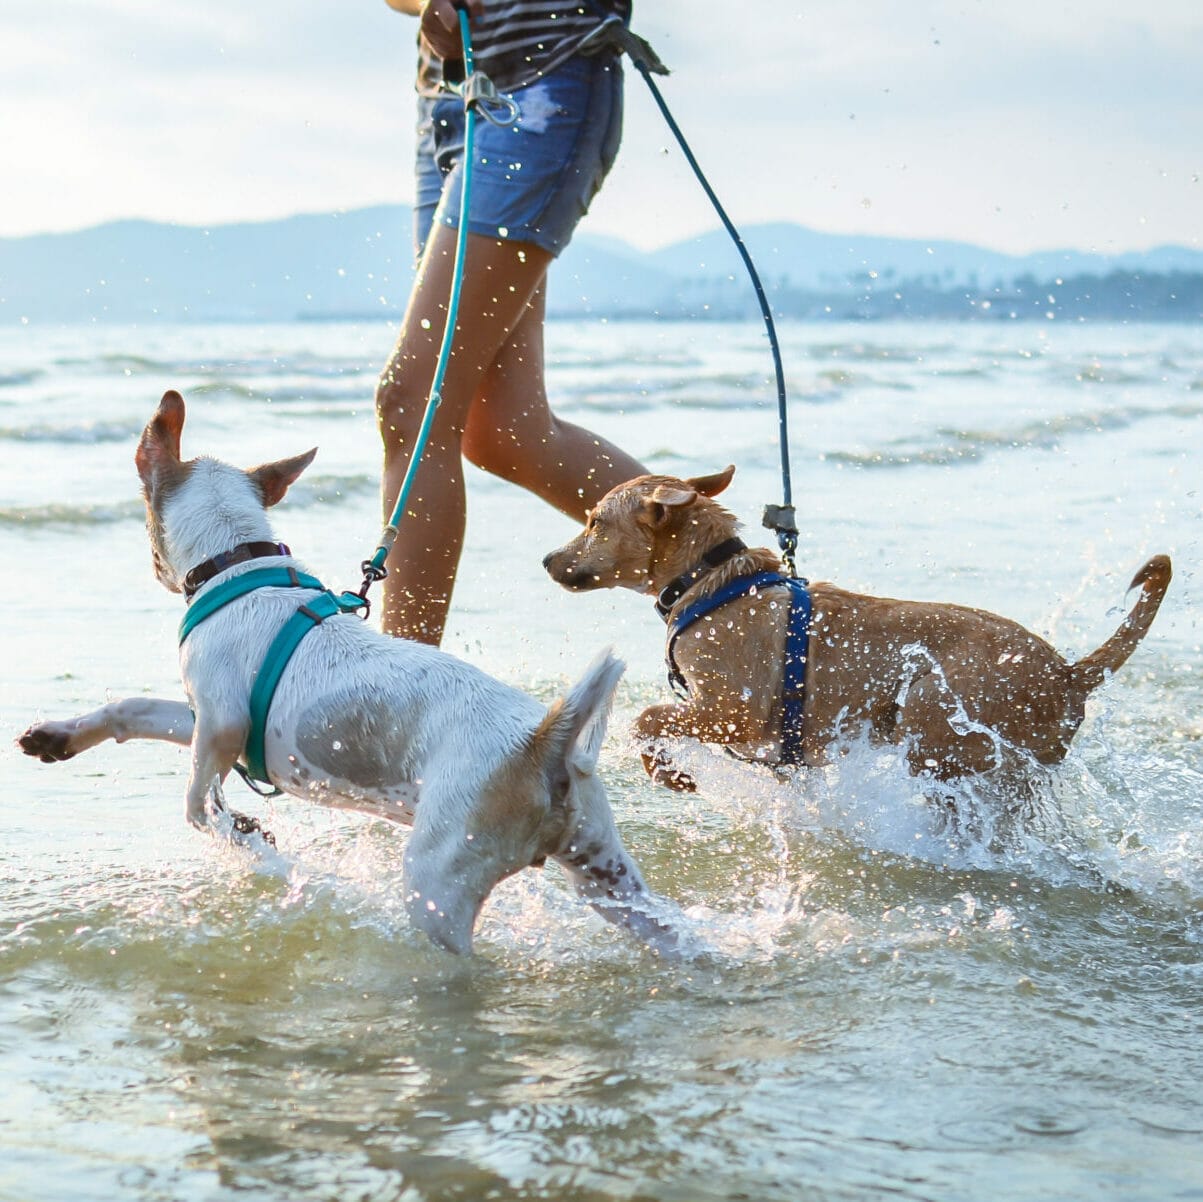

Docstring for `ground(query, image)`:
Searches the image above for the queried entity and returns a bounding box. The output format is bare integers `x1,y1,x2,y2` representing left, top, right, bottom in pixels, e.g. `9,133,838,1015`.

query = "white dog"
20,391,676,958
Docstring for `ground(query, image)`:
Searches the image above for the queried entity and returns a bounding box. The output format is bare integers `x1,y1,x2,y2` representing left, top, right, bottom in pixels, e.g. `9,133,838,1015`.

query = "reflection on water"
1,318,1201,1200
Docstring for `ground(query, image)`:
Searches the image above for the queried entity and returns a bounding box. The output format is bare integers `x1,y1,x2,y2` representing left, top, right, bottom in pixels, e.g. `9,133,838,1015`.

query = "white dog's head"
135,390,316,592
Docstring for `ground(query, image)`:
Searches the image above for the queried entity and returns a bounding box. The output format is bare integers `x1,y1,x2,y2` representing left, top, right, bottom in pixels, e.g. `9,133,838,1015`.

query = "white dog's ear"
247,448,318,507
685,464,735,497
136,390,187,486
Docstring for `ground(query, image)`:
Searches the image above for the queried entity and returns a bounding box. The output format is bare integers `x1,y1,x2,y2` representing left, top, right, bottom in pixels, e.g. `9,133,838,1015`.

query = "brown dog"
543,465,1171,791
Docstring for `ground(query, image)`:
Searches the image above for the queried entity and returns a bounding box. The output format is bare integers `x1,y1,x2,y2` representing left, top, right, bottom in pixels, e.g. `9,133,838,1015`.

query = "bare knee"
376,366,426,447
461,420,519,479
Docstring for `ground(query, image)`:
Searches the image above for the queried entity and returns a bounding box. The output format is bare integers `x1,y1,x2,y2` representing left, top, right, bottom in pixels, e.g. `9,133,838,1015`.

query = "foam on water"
639,693,1203,917
0,499,144,527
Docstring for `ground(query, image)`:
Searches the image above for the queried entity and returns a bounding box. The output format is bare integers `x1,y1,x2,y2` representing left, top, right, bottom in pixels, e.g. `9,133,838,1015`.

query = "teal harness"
178,564,367,785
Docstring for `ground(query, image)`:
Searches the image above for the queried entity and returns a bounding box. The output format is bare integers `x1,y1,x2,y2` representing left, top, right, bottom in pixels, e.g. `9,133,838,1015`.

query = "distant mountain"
2,205,1201,325
648,223,1203,293
0,206,415,324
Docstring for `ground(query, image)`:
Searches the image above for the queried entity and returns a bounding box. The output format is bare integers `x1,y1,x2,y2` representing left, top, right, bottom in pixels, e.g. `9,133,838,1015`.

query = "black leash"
582,16,799,575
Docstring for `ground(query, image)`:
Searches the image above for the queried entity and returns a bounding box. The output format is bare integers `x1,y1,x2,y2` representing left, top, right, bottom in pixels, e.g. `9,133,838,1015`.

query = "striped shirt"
417,1,632,96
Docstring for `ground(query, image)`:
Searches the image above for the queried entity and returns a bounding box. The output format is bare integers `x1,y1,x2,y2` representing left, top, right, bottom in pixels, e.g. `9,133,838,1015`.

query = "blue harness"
178,564,367,785
664,570,812,766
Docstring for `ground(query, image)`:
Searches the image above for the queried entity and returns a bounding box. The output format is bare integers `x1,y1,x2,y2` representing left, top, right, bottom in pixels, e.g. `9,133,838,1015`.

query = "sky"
2,0,1200,255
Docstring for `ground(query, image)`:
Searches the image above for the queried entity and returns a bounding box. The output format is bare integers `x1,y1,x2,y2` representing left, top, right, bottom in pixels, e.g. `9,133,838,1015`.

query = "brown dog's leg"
632,703,703,792
895,670,1000,781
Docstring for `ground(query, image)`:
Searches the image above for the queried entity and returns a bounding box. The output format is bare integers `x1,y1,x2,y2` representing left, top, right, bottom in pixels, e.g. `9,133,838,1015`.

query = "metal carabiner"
462,72,519,127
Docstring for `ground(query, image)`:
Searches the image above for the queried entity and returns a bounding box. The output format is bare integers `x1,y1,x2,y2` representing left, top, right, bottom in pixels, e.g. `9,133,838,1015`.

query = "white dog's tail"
402,649,678,957
547,651,681,958
559,649,626,773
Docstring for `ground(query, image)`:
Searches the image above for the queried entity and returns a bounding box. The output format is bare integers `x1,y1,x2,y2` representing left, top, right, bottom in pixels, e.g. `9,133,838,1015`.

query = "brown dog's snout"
542,543,574,583
543,542,603,591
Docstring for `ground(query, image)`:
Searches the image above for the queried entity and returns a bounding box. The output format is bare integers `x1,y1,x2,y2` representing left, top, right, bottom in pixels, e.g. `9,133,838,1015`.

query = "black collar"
183,541,291,598
654,537,747,620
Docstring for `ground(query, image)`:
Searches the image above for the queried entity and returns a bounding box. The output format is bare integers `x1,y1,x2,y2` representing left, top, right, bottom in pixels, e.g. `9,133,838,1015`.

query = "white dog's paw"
18,721,81,763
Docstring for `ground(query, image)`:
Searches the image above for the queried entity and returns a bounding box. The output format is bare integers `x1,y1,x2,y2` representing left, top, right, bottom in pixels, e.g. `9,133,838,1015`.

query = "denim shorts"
412,51,623,260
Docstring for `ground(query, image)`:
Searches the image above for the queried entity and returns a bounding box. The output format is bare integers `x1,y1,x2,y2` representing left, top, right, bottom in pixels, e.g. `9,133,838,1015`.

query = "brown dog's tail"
1070,554,1172,693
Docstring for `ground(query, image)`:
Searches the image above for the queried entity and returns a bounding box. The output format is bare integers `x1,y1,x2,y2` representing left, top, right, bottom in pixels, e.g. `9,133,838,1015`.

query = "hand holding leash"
419,0,484,60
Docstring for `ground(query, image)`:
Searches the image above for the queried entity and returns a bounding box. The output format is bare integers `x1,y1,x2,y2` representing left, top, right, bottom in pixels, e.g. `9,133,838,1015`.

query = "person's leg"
376,223,557,644
378,53,635,644
461,285,646,520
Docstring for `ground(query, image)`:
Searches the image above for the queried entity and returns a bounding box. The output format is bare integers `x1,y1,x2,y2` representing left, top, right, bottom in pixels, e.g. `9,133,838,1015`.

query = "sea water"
1,318,1201,1201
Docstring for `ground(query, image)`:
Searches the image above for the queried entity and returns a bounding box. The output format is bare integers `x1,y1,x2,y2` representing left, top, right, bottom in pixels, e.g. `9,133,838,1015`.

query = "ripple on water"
821,398,1203,470
0,420,139,445
937,1117,1024,1149
1011,1111,1091,1137
1131,1106,1203,1136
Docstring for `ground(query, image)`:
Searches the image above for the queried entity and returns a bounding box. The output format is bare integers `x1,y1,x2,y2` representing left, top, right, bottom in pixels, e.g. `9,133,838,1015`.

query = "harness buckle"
337,590,372,621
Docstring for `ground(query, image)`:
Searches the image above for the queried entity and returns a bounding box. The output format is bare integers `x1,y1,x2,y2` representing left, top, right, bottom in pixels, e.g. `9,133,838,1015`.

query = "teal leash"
177,13,507,790
358,9,511,604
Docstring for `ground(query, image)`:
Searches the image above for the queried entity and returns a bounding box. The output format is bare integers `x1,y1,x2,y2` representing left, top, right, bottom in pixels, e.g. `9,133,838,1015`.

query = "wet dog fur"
543,466,1172,792
19,391,677,958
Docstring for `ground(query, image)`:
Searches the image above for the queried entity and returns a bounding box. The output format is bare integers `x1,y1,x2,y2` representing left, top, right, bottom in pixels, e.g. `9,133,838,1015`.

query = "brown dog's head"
542,465,738,595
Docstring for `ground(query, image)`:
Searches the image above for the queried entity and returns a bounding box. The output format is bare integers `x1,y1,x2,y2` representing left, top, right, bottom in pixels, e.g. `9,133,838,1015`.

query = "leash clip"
355,558,388,619
762,503,799,577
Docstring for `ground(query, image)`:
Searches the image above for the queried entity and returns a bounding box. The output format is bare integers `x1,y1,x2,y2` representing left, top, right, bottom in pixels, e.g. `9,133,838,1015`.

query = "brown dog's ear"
643,482,697,527
248,447,318,507
648,482,698,508
685,465,735,497
135,390,187,486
